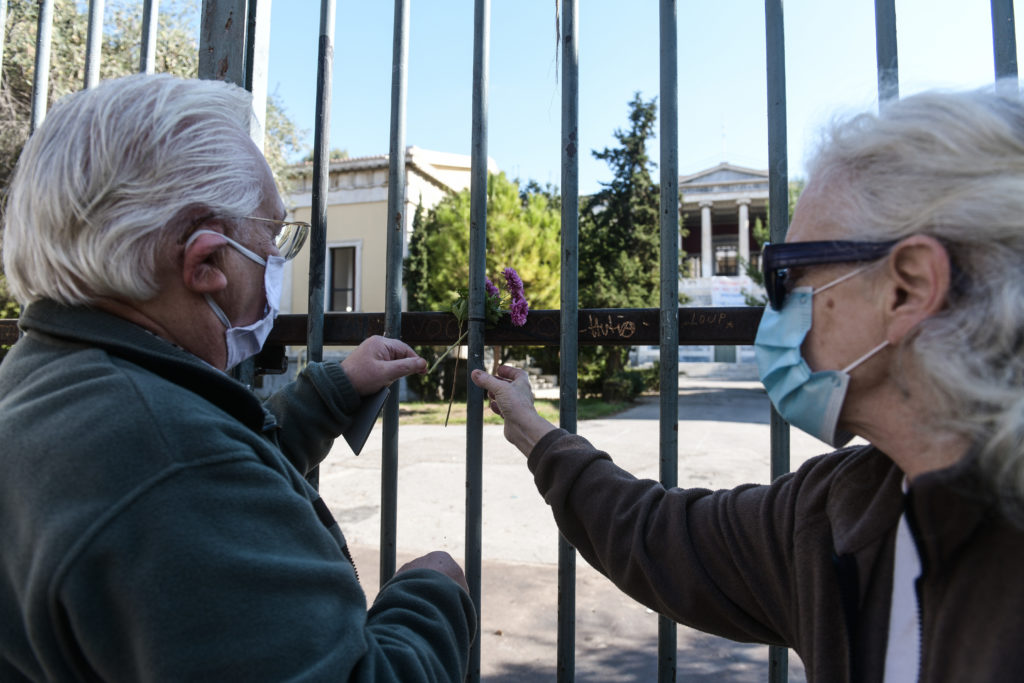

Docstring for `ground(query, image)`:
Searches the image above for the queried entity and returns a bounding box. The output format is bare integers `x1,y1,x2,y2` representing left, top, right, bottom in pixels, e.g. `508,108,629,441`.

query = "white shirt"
883,487,922,683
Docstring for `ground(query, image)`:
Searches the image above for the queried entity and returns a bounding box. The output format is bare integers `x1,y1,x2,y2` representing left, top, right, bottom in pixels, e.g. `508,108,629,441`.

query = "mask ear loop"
842,340,890,373
811,261,890,373
813,263,871,296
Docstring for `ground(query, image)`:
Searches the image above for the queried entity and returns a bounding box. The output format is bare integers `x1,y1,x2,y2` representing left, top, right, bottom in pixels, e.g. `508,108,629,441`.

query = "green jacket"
0,300,475,682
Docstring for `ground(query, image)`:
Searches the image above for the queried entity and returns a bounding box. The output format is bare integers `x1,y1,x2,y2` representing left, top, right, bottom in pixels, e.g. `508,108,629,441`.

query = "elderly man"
473,84,1024,682
0,74,474,681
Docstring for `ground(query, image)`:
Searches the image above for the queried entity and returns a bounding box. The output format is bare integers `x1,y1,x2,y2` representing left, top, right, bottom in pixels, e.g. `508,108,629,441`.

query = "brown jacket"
529,430,1024,682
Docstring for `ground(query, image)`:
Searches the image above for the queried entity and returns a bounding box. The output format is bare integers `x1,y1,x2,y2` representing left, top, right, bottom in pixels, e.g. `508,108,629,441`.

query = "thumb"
471,368,496,390
383,356,427,382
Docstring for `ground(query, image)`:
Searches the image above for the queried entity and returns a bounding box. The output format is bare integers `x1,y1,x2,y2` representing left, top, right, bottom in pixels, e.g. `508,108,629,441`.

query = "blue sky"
266,1,1019,195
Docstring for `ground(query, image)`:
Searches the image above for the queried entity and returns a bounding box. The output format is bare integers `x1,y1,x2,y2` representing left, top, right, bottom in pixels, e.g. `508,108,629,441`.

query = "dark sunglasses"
761,239,898,310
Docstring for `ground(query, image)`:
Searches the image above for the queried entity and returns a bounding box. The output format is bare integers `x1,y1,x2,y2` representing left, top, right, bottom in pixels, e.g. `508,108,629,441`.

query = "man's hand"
340,336,427,396
397,551,470,593
471,366,557,456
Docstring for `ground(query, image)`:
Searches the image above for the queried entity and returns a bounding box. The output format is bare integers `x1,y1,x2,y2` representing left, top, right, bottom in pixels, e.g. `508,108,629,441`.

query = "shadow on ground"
483,629,804,682
351,544,806,683
608,386,772,425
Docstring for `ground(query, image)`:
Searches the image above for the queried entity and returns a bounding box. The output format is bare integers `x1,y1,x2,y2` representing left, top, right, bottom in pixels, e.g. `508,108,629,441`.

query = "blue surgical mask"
186,229,285,370
754,266,889,447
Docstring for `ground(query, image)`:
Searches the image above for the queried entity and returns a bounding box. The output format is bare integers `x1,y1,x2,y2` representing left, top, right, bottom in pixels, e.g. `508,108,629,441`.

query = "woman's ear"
883,234,951,344
182,232,229,294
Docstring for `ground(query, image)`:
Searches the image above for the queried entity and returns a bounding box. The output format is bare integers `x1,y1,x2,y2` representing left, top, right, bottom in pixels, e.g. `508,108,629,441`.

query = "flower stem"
427,328,468,375
444,353,458,428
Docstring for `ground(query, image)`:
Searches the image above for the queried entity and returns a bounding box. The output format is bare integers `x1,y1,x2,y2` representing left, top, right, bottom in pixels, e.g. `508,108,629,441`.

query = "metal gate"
1,1,1018,681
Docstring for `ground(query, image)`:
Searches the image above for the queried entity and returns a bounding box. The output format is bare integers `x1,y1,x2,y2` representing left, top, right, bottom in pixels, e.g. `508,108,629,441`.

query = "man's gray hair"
808,82,1024,507
3,73,261,306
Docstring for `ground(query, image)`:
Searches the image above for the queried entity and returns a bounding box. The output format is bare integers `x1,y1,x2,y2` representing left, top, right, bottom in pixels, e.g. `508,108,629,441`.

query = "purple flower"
485,277,500,298
509,297,529,327
503,267,524,300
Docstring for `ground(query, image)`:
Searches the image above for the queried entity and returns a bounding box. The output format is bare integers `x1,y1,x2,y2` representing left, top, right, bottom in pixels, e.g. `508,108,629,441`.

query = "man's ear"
182,232,229,294
883,234,951,344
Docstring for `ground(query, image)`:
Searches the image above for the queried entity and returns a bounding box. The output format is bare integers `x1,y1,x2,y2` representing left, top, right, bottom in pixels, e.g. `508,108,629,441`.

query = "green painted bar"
875,0,899,103
658,1,680,680
379,0,410,586
465,1,491,679
765,0,791,680
557,1,580,680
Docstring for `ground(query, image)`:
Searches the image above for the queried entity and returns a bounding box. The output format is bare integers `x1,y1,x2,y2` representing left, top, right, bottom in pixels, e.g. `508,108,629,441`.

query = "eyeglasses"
240,216,311,261
180,215,310,261
761,239,897,310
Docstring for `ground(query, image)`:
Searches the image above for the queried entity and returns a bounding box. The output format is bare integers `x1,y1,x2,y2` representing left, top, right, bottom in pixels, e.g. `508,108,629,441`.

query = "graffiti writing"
585,314,637,339
681,311,733,328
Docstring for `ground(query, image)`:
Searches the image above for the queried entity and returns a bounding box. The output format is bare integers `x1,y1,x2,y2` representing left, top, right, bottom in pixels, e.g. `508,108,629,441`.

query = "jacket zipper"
341,543,360,585
904,490,928,682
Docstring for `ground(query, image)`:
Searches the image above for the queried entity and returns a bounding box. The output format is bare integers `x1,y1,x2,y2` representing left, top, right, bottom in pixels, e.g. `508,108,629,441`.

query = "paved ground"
317,377,854,681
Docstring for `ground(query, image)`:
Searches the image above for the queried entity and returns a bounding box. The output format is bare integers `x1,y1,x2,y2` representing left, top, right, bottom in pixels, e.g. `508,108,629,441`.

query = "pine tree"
578,93,663,390
579,92,661,310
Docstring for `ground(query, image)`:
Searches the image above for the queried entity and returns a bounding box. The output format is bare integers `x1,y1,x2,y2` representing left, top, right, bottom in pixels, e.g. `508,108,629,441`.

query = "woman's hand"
471,366,557,455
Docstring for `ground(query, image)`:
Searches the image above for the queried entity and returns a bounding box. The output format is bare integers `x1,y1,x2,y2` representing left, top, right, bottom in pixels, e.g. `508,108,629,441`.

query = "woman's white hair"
3,73,262,305
808,82,1024,507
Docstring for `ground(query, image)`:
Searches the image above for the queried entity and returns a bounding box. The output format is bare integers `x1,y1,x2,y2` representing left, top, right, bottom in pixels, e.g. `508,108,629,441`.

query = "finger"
383,337,418,360
495,365,525,382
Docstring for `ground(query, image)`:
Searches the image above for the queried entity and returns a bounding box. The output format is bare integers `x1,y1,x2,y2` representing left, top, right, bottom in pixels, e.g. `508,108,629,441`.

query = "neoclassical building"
675,162,769,365
283,146,497,318
679,162,769,279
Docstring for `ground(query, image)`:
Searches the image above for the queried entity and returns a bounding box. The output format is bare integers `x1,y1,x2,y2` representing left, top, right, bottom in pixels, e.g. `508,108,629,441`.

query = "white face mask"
185,229,285,369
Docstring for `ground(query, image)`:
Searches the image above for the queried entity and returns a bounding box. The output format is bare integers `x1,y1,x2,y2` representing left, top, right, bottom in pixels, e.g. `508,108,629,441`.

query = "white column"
700,200,713,277
737,198,751,268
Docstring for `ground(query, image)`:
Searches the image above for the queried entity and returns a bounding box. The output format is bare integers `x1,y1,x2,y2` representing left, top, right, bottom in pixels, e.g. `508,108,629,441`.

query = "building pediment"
285,146,497,206
679,162,768,186
678,162,769,203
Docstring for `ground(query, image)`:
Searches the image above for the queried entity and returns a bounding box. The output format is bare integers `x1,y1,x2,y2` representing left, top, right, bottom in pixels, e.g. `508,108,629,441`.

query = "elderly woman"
472,85,1024,682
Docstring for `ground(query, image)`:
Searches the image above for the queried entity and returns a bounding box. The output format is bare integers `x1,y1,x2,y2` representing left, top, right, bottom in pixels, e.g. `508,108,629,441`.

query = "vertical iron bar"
466,0,490,680
30,0,55,133
139,0,160,74
235,0,270,391
380,0,410,585
84,0,105,89
307,0,334,367
0,0,7,85
874,0,899,104
199,0,266,389
991,0,1018,86
304,0,335,490
557,2,579,680
199,0,248,85
765,1,790,681
658,0,679,680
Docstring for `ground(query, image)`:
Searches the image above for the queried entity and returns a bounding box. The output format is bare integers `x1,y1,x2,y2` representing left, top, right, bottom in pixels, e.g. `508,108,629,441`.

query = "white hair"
3,73,263,305
808,83,1024,508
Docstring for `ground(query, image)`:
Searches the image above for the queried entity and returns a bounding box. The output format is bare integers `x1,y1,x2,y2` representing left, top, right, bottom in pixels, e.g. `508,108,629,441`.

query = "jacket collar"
826,442,991,570
826,445,905,556
19,300,268,434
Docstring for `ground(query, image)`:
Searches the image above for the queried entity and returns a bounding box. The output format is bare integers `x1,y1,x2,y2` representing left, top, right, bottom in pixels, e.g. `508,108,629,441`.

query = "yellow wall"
288,201,389,314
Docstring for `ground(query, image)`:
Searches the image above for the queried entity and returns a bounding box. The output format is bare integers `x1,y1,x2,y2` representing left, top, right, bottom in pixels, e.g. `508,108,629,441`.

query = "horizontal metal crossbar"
0,320,18,347
0,306,765,353
267,306,762,347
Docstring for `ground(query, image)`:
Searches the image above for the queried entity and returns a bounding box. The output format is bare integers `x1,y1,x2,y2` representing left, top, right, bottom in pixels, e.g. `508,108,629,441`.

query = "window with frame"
329,246,356,312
